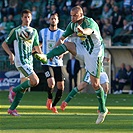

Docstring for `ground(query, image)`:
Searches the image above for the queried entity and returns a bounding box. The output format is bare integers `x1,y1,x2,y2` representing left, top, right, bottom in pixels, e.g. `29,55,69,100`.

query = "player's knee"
48,81,55,88
47,78,55,88
91,82,100,89
57,82,64,90
30,78,39,87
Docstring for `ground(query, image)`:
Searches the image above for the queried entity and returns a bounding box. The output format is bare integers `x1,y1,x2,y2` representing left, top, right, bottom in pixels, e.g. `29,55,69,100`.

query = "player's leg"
34,42,77,64
8,65,39,116
47,42,77,59
51,67,64,113
97,72,109,113
90,75,108,124
60,41,88,110
60,71,90,111
42,66,55,110
60,81,87,111
84,44,108,124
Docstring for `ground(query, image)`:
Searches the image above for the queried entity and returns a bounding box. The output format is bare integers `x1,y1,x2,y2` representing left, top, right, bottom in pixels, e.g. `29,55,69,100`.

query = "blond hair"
71,6,83,14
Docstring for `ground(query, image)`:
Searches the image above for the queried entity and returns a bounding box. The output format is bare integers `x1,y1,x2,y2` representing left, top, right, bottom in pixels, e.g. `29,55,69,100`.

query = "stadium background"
0,0,133,93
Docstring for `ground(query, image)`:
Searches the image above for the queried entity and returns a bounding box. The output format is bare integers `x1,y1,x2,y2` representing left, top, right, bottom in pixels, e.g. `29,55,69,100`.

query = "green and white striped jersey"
5,25,39,67
62,16,103,54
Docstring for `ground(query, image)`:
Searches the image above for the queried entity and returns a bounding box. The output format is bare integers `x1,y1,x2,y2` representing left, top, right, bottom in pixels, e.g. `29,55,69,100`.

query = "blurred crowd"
111,63,133,94
0,0,133,45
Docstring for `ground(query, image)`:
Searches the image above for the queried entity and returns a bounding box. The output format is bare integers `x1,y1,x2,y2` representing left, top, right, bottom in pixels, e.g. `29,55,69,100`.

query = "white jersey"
39,28,64,66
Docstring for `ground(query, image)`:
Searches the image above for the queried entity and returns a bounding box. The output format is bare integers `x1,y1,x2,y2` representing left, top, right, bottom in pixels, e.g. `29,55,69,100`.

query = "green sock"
104,93,107,105
98,93,107,110
47,44,67,59
9,91,24,110
65,87,78,103
95,87,106,113
13,80,31,93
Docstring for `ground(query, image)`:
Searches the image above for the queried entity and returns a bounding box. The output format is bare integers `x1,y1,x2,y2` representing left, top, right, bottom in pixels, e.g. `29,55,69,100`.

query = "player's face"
21,13,32,26
70,10,82,23
49,15,59,26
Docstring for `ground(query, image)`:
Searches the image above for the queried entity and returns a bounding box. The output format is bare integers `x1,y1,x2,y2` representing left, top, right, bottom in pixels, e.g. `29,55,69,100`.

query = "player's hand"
77,25,84,34
58,54,64,59
9,53,14,65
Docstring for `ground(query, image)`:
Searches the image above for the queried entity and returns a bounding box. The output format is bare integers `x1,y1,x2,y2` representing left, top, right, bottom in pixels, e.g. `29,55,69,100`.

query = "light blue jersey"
39,28,64,66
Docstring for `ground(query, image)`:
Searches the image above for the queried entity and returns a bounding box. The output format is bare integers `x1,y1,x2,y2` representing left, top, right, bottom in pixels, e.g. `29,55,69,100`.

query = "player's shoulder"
29,26,37,32
11,25,21,31
84,16,95,23
57,28,64,32
39,27,49,32
9,25,21,35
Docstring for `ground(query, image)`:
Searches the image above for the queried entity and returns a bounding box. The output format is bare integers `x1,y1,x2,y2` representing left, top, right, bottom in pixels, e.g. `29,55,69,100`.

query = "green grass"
0,91,133,133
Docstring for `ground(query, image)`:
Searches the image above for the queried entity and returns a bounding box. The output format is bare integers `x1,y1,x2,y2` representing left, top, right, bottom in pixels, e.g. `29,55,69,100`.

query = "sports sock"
9,91,24,110
47,44,67,59
47,87,53,99
64,87,78,103
95,86,106,113
52,89,63,107
98,93,107,111
13,80,31,93
104,93,107,105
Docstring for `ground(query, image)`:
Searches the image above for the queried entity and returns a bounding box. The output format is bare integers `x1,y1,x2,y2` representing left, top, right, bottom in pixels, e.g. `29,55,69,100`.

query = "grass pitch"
0,91,133,133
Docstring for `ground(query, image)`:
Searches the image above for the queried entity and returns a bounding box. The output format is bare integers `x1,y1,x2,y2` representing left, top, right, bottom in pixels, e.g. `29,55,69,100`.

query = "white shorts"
74,38,104,78
83,71,109,84
16,64,34,78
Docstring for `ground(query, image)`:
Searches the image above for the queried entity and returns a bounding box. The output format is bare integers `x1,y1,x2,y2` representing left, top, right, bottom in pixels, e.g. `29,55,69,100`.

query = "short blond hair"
71,6,83,14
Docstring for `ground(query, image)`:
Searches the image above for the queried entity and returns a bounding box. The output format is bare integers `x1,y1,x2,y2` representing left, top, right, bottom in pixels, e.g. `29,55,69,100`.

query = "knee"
47,78,55,88
91,82,100,90
30,78,39,87
57,82,64,90
48,83,55,88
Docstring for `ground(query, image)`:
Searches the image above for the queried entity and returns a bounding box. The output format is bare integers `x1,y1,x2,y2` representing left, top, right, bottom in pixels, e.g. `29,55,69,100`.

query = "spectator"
95,17,103,34
82,6,90,17
129,68,133,94
89,0,104,18
125,64,133,94
43,4,58,27
7,0,19,16
55,0,66,14
6,14,16,34
112,63,128,94
1,0,9,18
31,6,39,28
75,0,86,7
103,0,112,9
66,55,81,92
0,16,8,43
110,5,123,30
65,0,72,12
102,18,113,38
123,0,131,15
113,19,133,44
101,4,112,23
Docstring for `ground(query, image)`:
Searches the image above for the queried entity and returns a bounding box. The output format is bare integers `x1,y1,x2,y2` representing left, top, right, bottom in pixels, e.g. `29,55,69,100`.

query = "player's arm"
77,25,93,35
33,45,43,54
55,36,66,46
55,22,74,47
2,41,14,64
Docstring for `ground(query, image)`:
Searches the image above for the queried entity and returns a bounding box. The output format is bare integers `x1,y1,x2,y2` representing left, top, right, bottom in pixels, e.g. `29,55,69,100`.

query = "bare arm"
55,36,66,47
2,42,14,64
77,25,93,35
34,45,43,54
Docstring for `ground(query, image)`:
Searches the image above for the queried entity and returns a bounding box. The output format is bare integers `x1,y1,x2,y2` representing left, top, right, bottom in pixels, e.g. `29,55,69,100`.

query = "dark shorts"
42,65,64,82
